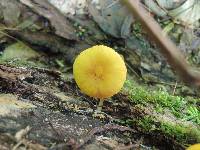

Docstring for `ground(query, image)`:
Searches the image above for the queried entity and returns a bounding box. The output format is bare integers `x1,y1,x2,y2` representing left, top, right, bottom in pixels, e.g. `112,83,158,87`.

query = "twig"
15,126,31,142
172,81,177,95
0,30,20,41
121,0,200,87
12,140,23,150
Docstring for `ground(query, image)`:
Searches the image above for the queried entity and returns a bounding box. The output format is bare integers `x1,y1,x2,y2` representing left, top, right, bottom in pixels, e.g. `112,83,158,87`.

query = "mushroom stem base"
97,99,104,111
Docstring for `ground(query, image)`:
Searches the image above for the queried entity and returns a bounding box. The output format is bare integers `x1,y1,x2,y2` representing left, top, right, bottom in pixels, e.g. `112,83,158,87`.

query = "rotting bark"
50,124,138,150
7,30,75,53
76,124,137,149
0,64,186,149
0,64,67,111
6,30,92,64
0,132,47,150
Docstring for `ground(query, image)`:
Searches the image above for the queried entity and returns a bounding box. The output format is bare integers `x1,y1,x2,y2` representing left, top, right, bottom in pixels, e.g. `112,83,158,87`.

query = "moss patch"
122,80,200,145
124,80,200,124
0,42,40,60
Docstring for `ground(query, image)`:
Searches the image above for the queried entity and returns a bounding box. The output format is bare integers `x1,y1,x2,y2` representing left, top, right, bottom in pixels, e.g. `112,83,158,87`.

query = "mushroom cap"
73,45,127,99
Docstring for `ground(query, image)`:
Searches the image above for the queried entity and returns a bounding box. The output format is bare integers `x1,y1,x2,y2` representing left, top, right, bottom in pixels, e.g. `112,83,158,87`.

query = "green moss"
0,42,40,60
127,82,185,111
0,42,46,68
121,80,200,145
160,122,200,143
123,80,200,124
132,22,143,38
114,115,200,144
183,106,200,124
137,116,156,131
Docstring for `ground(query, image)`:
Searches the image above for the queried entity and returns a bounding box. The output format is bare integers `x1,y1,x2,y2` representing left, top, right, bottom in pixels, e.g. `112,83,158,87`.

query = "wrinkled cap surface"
73,45,127,99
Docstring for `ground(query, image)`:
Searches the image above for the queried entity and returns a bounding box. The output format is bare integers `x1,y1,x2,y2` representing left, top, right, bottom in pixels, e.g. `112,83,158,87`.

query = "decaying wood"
77,124,136,149
50,124,137,150
20,0,77,40
0,129,47,150
8,30,74,53
0,65,66,111
12,126,47,150
0,64,186,150
0,64,31,81
122,0,200,87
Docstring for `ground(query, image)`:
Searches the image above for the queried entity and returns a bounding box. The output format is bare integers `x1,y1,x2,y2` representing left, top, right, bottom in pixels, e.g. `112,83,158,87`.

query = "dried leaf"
0,0,21,26
143,0,167,17
48,0,87,15
20,0,77,40
88,0,133,38
168,0,200,27
156,0,186,9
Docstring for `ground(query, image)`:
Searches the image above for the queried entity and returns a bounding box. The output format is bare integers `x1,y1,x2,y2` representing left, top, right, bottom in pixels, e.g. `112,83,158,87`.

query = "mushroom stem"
97,99,104,111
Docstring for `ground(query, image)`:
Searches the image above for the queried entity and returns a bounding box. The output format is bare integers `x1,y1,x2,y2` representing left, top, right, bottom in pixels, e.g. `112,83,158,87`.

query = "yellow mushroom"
73,45,127,111
187,144,200,150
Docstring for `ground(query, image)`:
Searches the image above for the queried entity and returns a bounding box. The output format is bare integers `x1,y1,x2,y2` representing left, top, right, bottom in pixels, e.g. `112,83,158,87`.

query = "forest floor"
0,0,199,150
